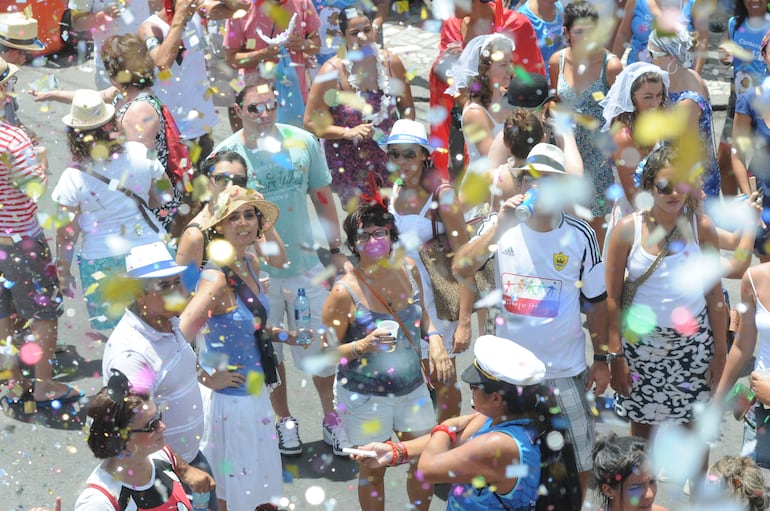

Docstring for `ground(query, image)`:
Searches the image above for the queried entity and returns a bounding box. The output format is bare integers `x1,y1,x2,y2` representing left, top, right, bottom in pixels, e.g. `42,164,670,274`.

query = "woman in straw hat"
352,335,579,511
52,89,171,333
179,186,288,511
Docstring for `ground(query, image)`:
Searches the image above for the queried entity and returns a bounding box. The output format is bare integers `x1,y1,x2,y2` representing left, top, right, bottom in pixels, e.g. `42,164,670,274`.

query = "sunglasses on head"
387,149,419,160
245,100,277,115
131,411,163,434
212,173,248,188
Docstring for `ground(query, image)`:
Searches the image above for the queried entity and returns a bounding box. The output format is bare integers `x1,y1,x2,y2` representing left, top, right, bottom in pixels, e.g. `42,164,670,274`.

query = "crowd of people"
5,0,770,509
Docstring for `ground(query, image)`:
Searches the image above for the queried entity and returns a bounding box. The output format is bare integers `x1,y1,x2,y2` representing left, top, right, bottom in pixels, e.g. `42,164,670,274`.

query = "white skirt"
200,384,282,509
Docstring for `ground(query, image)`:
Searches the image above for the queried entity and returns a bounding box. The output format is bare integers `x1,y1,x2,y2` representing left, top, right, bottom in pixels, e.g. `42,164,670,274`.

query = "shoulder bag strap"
352,267,434,390
86,483,120,511
630,224,680,290
71,162,161,234
429,183,453,239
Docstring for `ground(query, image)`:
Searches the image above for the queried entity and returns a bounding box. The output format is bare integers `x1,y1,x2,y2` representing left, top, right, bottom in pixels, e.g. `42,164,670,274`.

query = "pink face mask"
360,237,391,259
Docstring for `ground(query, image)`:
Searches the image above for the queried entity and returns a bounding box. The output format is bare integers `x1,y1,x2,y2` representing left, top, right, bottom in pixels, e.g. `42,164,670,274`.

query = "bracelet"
384,440,408,465
425,330,442,341
593,352,625,363
329,247,342,255
431,424,456,444
385,440,399,466
351,340,362,359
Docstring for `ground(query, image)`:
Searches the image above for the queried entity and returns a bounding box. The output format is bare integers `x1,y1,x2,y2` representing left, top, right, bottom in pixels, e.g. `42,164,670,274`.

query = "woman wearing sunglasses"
179,186,286,511
176,150,286,274
382,119,472,423
75,369,193,510
604,144,726,441
321,197,453,511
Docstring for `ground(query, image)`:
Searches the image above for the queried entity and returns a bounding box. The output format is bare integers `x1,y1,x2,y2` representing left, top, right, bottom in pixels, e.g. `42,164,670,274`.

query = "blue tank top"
199,260,270,396
517,1,564,80
336,265,425,396
446,418,541,511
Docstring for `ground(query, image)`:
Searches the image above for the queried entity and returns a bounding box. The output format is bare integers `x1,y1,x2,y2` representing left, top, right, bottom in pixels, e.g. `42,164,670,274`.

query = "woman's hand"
354,442,394,468
200,369,246,390
610,358,632,397
451,321,471,354
356,328,396,353
428,339,454,384
717,42,733,65
271,327,314,348
750,371,770,405
343,122,374,141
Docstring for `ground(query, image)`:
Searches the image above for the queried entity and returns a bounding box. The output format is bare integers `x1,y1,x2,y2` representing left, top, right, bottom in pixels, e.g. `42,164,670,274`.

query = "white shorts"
334,382,437,446
267,263,336,378
199,385,282,509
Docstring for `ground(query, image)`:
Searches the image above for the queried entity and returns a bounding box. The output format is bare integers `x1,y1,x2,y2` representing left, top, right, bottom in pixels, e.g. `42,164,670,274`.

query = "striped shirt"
0,121,44,237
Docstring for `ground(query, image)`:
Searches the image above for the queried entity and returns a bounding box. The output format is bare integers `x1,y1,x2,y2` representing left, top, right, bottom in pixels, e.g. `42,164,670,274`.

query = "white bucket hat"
62,89,116,130
380,119,434,154
125,242,188,279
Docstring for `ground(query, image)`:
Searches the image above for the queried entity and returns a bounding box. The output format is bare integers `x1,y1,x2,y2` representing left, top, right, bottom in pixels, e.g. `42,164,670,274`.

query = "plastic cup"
258,271,270,293
377,320,399,352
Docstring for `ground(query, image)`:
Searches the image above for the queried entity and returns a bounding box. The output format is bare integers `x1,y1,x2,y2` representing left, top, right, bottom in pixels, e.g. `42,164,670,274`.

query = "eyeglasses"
654,180,687,195
245,100,277,115
355,228,389,243
647,48,668,59
387,149,419,160
146,277,183,294
227,209,261,223
130,412,163,434
212,173,248,188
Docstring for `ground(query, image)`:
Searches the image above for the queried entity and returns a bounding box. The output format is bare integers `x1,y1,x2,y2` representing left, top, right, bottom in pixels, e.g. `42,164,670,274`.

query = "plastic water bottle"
190,492,208,511
294,288,312,345
514,188,538,221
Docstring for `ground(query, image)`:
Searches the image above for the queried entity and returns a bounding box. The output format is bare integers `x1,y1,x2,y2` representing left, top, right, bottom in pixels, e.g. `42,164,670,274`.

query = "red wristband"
431,424,457,444
384,440,398,466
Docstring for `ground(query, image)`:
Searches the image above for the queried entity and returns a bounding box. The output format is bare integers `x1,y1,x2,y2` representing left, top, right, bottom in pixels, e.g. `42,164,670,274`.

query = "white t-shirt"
490,212,606,379
103,310,204,463
51,141,166,260
68,0,151,89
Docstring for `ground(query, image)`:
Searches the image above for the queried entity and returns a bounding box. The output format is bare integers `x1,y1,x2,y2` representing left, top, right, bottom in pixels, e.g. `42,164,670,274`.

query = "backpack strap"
86,483,120,511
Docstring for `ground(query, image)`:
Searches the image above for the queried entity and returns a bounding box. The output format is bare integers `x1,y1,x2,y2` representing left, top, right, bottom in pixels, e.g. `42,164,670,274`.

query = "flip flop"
34,384,84,408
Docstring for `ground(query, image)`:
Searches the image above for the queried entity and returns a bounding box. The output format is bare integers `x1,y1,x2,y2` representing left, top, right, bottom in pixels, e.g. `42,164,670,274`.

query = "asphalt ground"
0,13,754,511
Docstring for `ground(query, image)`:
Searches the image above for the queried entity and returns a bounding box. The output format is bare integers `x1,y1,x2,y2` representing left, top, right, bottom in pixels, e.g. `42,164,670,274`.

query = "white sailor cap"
461,335,546,388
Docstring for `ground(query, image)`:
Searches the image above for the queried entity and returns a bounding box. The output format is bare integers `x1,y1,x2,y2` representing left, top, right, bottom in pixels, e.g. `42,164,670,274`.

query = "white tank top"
747,269,770,371
625,212,707,330
462,103,504,163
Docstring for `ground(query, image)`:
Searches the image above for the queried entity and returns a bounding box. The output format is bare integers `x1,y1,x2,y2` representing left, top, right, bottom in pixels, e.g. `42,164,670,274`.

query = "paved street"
0,13,754,511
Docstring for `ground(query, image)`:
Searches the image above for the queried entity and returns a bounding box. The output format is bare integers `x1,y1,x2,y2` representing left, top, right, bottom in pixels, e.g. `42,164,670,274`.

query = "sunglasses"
647,48,668,59
212,173,248,188
131,411,163,434
356,228,389,243
146,277,183,294
387,149,419,160
245,100,277,115
654,180,686,195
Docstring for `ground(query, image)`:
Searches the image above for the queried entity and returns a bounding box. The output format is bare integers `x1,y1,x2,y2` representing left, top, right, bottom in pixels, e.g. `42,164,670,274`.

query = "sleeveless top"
625,212,707,330
747,269,770,372
556,49,615,216
447,418,540,511
198,258,269,396
335,265,424,396
463,103,505,163
668,90,719,197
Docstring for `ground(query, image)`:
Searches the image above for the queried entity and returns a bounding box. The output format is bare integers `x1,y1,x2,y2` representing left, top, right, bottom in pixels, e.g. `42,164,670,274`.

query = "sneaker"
323,416,353,456
276,416,302,455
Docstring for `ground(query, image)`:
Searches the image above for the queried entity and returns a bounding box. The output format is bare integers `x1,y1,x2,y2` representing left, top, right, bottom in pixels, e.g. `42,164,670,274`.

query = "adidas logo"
500,246,516,256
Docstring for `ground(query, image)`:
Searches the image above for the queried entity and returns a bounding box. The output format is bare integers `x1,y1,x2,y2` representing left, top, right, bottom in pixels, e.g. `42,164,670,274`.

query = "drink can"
514,188,538,221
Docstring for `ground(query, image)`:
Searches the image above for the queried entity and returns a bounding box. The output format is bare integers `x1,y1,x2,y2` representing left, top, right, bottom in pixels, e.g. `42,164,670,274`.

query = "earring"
666,60,679,74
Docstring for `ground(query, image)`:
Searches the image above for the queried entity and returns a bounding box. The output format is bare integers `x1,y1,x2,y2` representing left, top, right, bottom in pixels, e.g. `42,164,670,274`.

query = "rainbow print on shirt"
502,273,562,318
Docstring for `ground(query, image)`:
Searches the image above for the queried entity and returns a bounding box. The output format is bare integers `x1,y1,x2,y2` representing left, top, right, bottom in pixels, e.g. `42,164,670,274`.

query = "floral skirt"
617,307,713,424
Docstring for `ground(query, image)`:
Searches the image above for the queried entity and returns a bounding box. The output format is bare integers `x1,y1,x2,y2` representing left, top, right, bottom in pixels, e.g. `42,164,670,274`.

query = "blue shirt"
629,0,694,64
447,418,541,511
517,1,564,80
729,16,770,95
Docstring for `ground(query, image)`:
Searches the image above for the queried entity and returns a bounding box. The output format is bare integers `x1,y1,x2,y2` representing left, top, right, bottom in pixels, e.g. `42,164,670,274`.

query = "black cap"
504,72,552,109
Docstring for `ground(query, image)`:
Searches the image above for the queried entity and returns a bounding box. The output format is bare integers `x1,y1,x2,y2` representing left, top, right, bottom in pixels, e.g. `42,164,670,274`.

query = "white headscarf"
445,33,515,96
648,28,695,70
600,62,670,131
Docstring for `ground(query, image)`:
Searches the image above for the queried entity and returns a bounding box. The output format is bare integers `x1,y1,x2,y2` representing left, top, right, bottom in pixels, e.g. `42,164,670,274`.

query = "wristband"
425,330,442,340
593,352,625,363
385,440,399,466
329,247,342,255
431,424,456,444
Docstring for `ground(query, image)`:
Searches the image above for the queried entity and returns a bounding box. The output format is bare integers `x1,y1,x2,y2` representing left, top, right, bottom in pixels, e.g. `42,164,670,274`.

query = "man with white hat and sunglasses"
102,242,217,508
454,142,613,505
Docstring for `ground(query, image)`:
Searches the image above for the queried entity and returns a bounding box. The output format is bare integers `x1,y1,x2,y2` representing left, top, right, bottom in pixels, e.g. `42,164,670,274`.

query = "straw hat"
199,185,279,233
0,57,19,87
0,12,45,51
62,89,116,129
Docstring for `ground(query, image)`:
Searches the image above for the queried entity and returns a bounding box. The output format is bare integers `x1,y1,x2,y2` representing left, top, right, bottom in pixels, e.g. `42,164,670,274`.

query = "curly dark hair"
101,34,155,89
66,121,124,163
592,434,649,508
201,150,248,176
338,6,374,36
469,37,514,109
87,387,151,459
343,201,399,259
503,109,545,160
640,143,676,191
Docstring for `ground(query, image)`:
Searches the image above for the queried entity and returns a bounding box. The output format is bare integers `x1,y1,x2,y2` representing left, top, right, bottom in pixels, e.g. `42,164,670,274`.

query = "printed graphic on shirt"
553,252,568,271
502,273,562,318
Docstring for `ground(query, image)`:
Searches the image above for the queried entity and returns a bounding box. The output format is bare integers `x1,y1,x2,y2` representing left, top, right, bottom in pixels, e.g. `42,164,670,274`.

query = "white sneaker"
323,416,353,456
276,416,302,455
